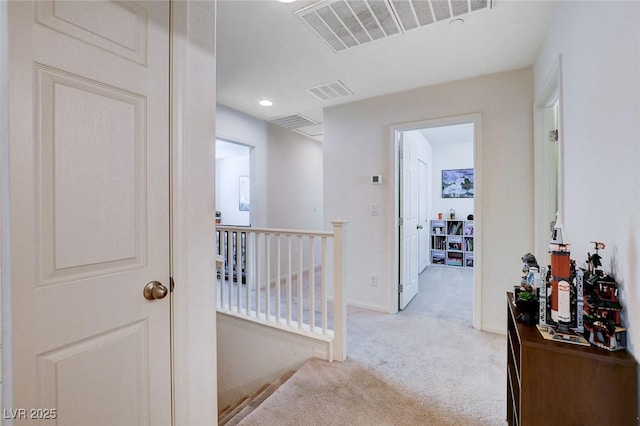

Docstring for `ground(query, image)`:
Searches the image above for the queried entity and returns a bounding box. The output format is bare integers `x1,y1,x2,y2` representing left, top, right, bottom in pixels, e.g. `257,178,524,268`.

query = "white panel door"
8,2,171,424
399,135,419,310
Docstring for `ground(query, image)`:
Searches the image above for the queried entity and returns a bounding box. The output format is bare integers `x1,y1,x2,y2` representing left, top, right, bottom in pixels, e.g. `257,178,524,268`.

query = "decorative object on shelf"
441,168,474,198
437,212,442,220
582,241,627,351
514,252,541,325
517,215,629,353
546,212,580,332
467,214,474,220
536,323,590,346
449,208,455,219
215,210,222,224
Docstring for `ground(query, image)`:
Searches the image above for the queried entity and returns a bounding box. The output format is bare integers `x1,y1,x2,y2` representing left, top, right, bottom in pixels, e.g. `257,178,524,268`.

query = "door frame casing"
390,113,483,331
0,0,12,412
171,1,218,425
533,54,564,263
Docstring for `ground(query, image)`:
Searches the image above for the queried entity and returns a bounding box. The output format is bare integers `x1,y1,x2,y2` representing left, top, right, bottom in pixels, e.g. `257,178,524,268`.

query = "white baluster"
309,236,315,332
226,231,233,311
332,220,347,362
297,235,303,329
286,234,292,326
265,232,271,320
276,234,281,323
321,236,327,335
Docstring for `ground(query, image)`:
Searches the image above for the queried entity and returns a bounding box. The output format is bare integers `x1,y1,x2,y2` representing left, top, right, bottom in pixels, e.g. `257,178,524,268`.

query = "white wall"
534,1,640,364
324,68,534,330
266,124,323,231
431,141,474,220
216,154,251,226
215,105,324,232
216,314,330,409
216,105,270,227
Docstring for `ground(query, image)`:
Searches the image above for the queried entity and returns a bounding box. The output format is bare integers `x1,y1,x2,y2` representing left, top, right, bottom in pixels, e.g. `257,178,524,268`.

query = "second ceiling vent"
269,113,318,129
306,80,354,101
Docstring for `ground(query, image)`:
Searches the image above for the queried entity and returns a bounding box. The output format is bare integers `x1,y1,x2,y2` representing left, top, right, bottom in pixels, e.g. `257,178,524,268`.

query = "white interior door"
399,135,419,310
418,159,429,273
8,2,171,424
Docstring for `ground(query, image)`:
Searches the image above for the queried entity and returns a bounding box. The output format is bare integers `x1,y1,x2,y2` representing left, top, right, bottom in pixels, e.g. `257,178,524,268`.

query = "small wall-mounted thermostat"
371,175,382,185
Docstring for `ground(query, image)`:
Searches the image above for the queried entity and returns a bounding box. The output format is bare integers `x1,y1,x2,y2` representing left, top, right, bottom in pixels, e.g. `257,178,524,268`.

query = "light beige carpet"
239,358,474,425
239,266,507,425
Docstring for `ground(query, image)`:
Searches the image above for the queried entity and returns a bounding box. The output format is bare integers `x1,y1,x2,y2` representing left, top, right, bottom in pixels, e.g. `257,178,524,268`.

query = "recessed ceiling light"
278,0,297,3
449,18,464,26
259,99,273,107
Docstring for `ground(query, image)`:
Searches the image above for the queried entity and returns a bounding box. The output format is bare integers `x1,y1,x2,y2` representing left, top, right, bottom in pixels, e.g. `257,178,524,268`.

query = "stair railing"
215,220,347,362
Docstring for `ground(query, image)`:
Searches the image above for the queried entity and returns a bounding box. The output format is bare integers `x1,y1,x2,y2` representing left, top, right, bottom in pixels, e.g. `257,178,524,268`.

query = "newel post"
331,219,347,362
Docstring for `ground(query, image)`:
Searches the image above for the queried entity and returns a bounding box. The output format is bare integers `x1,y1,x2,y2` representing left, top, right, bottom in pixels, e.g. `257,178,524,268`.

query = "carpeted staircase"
218,370,296,426
219,267,506,425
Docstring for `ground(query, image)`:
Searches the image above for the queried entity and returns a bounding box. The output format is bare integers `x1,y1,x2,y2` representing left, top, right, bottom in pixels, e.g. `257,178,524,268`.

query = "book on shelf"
464,238,474,251
448,222,462,235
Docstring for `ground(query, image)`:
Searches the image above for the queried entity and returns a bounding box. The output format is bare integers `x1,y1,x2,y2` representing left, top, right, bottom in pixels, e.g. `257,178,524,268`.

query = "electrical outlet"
370,274,378,286
369,204,378,216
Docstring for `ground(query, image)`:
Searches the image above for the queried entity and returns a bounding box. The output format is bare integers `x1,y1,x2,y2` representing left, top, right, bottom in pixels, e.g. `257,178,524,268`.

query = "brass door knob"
143,281,168,300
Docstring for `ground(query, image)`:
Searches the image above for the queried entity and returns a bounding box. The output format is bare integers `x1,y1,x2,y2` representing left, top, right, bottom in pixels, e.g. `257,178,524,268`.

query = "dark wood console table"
506,292,638,425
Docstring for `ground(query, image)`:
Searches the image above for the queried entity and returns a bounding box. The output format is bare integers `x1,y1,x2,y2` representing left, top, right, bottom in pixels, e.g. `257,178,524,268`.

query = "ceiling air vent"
296,0,490,53
269,113,318,129
306,80,354,101
293,124,324,138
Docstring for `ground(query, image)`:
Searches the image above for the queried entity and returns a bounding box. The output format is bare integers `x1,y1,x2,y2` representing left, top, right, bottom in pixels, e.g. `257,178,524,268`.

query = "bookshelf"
430,219,473,268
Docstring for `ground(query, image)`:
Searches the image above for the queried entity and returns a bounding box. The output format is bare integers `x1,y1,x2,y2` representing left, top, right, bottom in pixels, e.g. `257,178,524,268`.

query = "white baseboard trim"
346,299,391,314
480,323,506,335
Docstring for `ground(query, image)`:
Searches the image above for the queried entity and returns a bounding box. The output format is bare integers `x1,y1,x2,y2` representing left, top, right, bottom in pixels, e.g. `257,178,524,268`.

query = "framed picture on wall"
442,168,474,198
239,176,250,211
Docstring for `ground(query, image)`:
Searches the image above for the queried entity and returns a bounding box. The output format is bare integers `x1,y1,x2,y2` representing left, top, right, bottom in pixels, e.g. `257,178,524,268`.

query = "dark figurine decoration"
581,242,627,351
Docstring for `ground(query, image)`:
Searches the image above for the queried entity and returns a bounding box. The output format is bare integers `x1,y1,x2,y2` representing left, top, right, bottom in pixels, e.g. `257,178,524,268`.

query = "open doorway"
534,55,563,263
215,139,253,227
392,114,482,330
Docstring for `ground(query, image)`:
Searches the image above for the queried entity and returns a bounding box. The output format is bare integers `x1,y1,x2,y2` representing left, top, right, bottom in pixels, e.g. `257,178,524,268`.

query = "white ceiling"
216,1,557,140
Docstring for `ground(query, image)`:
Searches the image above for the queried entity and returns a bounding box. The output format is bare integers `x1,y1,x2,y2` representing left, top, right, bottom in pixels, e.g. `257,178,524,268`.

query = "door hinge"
170,276,175,292
399,149,404,159
399,217,403,226
549,129,558,142
399,284,404,292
